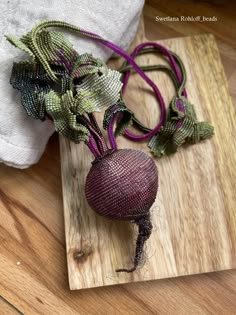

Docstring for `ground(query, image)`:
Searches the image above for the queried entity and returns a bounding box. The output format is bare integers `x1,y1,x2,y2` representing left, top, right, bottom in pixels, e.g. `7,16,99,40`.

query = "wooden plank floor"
1,0,236,313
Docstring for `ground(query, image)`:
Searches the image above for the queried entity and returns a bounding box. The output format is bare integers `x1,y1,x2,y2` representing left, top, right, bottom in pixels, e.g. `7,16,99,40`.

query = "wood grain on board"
0,297,22,315
60,30,236,290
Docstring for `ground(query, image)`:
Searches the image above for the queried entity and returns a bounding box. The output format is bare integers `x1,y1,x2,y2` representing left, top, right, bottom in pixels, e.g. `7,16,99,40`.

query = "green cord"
117,47,187,133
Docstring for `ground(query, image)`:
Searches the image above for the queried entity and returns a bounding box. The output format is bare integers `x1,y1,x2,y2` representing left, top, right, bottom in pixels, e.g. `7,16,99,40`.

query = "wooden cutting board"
60,24,236,290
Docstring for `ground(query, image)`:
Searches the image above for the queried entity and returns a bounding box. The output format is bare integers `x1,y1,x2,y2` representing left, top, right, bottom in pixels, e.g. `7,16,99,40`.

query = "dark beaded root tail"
116,214,153,273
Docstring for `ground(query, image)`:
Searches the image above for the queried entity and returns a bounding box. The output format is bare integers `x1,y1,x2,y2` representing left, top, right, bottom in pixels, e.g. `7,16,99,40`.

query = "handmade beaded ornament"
6,21,214,272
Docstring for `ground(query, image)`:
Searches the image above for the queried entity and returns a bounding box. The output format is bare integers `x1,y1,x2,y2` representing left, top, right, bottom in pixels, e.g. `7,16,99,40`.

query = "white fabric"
0,0,144,168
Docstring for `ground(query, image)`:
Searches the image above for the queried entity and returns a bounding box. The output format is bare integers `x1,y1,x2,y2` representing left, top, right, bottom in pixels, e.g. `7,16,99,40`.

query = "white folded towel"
0,0,144,168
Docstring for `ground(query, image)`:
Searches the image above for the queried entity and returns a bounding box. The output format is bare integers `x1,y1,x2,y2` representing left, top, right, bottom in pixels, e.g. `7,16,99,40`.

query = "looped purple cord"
120,42,188,141
81,32,187,142
77,29,167,142
97,40,168,142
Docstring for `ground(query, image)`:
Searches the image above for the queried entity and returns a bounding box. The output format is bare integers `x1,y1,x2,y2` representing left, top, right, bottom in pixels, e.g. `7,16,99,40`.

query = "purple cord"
87,135,101,157
107,114,118,150
90,38,167,141
121,42,188,140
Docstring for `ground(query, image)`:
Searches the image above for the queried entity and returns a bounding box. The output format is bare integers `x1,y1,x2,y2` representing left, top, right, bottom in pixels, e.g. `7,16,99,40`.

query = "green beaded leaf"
6,29,77,70
10,61,51,120
45,90,90,143
103,101,134,135
10,61,69,120
6,27,123,95
5,35,35,59
71,53,104,80
6,24,123,144
149,96,214,157
75,59,123,111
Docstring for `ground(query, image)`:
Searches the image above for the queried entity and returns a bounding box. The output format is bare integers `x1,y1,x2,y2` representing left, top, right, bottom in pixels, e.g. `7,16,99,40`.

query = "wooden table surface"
1,0,236,314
